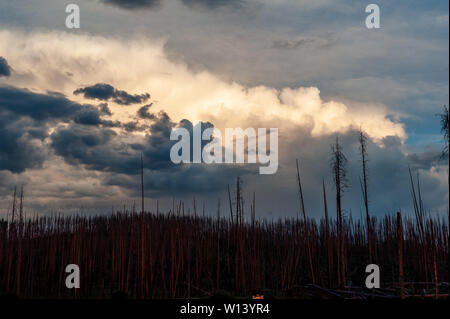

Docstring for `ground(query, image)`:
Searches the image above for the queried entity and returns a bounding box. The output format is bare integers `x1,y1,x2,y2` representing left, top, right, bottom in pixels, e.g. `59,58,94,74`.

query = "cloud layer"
0,29,447,218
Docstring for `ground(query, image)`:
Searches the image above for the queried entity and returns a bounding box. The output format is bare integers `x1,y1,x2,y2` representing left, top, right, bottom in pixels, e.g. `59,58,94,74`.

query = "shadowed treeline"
0,209,448,299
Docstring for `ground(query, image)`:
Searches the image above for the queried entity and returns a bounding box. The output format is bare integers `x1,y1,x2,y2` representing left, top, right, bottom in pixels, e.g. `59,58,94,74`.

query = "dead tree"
251,192,256,227
11,186,17,223
397,212,405,299
296,159,315,285
19,185,23,222
236,177,241,225
227,185,233,223
139,153,145,297
409,167,429,284
322,178,332,287
141,153,145,215
330,137,348,287
358,129,372,263
439,106,449,233
440,105,449,159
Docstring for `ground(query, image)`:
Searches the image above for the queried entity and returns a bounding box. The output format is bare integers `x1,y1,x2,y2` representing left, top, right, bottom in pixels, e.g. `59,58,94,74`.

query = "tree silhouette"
330,136,348,287
440,105,449,159
358,129,372,263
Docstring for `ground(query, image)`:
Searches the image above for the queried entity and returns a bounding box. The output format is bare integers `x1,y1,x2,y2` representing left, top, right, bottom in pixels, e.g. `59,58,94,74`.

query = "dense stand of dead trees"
0,205,448,298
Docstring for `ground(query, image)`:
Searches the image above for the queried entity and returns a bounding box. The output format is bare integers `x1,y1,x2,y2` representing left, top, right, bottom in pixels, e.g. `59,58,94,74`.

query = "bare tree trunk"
359,129,372,263
430,219,439,299
331,137,347,287
251,192,256,227
322,178,332,287
433,254,438,299
12,186,16,223
140,154,145,297
397,212,405,299
227,185,233,223
296,159,315,285
141,153,144,215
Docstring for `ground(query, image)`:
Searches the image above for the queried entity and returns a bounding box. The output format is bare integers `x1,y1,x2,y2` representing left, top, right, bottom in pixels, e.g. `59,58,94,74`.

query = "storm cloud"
74,83,151,105
100,0,161,10
99,0,243,10
0,57,11,77
0,86,100,121
0,85,114,172
50,110,215,174
181,0,244,10
0,114,47,173
137,104,156,120
50,110,255,195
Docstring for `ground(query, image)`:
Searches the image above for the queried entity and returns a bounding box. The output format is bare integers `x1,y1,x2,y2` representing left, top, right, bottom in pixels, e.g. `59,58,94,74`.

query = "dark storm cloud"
73,107,104,126
0,85,112,172
0,85,115,127
99,0,243,11
50,124,129,171
0,114,47,173
0,86,81,120
98,103,112,116
181,0,244,10
74,83,115,100
137,104,156,120
50,111,175,174
0,57,11,77
100,0,161,10
141,112,213,169
73,83,151,105
50,109,255,194
122,121,149,132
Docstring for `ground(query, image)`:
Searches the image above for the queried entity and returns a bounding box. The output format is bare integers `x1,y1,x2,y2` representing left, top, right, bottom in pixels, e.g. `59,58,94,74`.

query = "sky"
0,0,448,219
